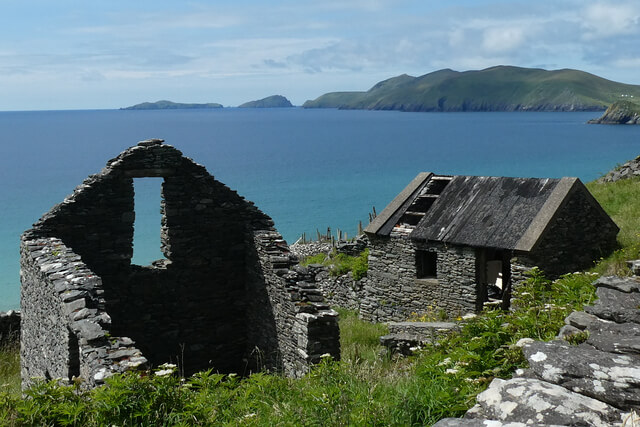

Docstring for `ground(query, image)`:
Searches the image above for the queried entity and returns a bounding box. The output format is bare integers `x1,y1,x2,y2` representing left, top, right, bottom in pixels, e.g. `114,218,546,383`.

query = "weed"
301,249,369,280
0,343,20,397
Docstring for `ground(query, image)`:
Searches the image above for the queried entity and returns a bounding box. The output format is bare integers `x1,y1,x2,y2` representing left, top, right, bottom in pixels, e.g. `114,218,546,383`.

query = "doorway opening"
475,248,512,310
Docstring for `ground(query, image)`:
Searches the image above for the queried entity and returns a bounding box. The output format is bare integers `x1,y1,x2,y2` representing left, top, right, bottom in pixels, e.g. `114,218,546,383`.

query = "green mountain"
588,100,640,124
303,66,640,112
239,95,293,108
121,100,223,110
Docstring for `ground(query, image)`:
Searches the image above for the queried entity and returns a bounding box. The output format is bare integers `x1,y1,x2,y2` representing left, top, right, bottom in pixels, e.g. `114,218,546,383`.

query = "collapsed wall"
20,139,339,389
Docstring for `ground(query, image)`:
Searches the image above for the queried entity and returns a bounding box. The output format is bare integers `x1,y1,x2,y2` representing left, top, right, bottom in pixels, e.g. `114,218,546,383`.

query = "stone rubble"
435,268,640,426
598,155,640,183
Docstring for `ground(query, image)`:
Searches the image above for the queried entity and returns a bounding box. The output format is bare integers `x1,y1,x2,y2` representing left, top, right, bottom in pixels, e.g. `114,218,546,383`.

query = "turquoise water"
1,108,639,310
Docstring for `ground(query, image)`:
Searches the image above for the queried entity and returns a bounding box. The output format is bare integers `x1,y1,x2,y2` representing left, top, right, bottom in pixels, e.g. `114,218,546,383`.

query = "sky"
2,0,640,111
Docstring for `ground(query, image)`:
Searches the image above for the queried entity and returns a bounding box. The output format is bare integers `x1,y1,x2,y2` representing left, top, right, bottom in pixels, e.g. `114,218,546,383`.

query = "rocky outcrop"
588,101,640,125
598,155,640,183
435,271,640,426
465,377,624,427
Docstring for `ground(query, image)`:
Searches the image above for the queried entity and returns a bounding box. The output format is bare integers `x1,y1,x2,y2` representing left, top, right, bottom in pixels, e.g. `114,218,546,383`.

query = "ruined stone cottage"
363,173,618,321
20,139,339,389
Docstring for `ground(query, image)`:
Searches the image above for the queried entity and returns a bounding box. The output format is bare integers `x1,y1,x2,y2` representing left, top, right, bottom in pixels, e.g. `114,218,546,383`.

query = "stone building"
20,139,339,389
363,173,618,321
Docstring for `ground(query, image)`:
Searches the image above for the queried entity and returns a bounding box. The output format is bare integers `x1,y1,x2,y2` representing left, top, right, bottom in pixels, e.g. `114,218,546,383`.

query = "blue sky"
2,0,640,110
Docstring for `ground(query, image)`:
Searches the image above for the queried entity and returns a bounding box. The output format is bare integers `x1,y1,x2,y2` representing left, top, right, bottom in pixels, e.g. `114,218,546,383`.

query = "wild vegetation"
301,249,369,281
0,177,637,425
303,65,640,112
0,342,20,397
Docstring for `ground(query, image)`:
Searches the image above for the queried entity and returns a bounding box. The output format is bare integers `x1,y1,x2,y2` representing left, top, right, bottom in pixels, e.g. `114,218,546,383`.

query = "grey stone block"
523,340,640,410
466,377,624,427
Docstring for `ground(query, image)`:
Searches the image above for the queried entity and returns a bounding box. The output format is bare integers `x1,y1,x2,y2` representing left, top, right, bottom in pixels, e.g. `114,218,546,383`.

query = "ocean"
1,108,639,311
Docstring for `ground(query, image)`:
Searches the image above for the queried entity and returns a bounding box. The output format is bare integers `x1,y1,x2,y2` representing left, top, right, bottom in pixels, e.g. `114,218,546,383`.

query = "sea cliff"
588,100,640,124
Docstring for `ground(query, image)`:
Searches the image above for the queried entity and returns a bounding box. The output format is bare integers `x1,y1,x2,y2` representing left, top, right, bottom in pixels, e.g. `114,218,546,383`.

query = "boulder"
585,287,640,324
563,311,607,330
592,275,640,293
556,324,582,340
586,321,640,355
465,377,624,427
523,340,640,410
433,418,550,426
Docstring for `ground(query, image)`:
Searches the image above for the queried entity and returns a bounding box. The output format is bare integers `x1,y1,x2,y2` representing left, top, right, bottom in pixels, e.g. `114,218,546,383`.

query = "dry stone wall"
249,230,340,377
20,237,147,388
598,155,640,183
313,267,365,311
362,233,479,322
20,140,339,388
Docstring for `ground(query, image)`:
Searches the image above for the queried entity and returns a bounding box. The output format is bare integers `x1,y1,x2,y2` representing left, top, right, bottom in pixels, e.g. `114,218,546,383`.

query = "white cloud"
582,2,640,38
613,56,640,68
482,27,526,53
3,0,640,109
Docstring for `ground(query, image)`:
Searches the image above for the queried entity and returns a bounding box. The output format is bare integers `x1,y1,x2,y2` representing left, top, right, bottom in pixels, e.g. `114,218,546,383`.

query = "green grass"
336,308,388,363
0,344,20,397
587,177,640,275
301,249,369,280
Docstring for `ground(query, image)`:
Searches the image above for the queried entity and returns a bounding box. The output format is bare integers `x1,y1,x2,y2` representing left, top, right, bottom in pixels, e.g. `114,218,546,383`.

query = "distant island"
588,100,640,124
121,100,223,110
239,95,293,108
303,66,640,112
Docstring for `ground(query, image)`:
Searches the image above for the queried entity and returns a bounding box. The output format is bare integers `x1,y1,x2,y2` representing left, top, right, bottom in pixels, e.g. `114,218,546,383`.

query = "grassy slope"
304,66,640,111
587,176,640,275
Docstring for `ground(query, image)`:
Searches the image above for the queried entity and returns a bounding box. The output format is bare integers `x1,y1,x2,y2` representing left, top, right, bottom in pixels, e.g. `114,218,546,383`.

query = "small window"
416,250,437,278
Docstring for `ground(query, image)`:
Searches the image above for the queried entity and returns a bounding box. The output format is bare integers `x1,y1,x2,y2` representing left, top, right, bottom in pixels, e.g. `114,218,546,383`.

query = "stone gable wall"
21,140,339,388
525,188,619,278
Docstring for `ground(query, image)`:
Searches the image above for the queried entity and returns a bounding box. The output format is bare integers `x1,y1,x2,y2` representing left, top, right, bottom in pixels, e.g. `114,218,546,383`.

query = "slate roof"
365,173,613,252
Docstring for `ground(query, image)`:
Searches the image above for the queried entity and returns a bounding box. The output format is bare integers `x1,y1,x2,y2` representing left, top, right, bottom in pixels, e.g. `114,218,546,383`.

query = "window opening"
68,329,80,380
416,250,437,278
132,177,166,265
